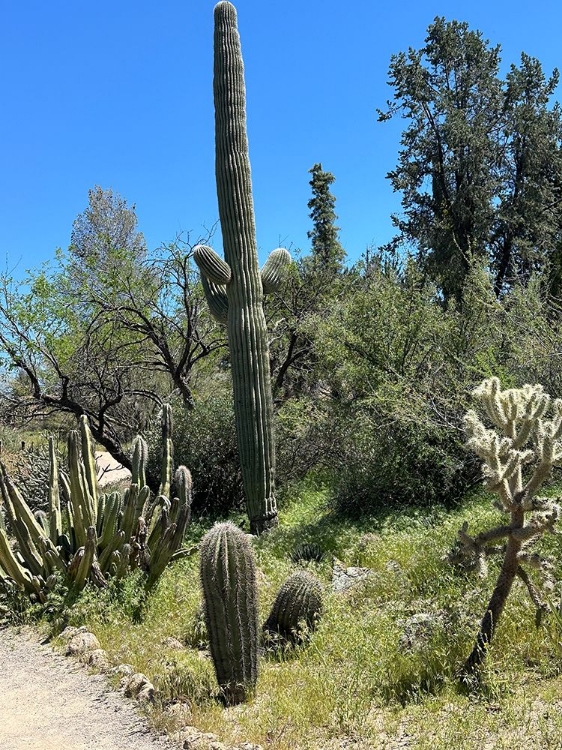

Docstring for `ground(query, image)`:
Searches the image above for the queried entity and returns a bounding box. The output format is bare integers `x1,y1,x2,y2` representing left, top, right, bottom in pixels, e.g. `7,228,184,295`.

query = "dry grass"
45,484,562,749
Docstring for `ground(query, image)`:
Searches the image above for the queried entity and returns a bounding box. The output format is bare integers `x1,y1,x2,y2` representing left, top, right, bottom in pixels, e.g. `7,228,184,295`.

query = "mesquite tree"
453,378,561,676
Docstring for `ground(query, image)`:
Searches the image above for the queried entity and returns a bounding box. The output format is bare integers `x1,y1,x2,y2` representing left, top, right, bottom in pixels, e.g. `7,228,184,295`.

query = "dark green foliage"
379,17,562,299
307,163,346,275
330,403,479,515
154,393,244,517
290,542,326,564
266,166,349,402
199,521,259,704
263,570,323,644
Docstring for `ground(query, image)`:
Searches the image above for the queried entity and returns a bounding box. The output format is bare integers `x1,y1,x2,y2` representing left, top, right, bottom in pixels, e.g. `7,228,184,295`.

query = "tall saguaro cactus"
194,1,291,534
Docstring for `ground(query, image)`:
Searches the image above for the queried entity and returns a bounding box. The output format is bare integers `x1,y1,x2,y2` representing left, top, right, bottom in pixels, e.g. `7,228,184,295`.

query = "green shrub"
148,393,244,517
329,399,479,515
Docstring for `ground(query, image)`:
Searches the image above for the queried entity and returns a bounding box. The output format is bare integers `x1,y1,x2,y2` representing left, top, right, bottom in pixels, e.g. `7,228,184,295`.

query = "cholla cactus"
455,378,561,676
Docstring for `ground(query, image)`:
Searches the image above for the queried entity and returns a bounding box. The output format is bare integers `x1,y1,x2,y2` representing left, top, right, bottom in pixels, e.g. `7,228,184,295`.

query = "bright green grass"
53,483,562,749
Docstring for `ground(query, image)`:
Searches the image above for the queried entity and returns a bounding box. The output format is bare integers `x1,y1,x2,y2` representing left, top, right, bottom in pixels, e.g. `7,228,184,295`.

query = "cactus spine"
200,521,259,704
264,571,323,644
194,2,291,534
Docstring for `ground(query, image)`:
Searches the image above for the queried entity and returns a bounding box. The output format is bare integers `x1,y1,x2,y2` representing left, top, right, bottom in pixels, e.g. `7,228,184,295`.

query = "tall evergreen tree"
379,17,562,300
307,163,346,275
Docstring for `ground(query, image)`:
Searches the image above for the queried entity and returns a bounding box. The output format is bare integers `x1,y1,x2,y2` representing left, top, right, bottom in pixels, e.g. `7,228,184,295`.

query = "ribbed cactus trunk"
200,521,259,704
213,1,277,534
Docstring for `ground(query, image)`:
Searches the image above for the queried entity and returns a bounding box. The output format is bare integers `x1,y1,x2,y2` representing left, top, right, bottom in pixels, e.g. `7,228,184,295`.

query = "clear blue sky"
1,0,561,275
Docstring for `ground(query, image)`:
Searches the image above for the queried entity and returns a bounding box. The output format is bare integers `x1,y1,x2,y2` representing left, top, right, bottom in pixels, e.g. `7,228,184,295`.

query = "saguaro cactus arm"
261,248,292,294
200,275,229,324
194,245,232,285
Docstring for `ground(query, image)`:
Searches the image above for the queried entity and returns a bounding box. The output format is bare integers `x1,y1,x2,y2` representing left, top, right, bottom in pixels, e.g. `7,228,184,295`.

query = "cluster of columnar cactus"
263,571,323,644
194,1,291,535
0,411,192,601
451,378,561,675
199,521,259,704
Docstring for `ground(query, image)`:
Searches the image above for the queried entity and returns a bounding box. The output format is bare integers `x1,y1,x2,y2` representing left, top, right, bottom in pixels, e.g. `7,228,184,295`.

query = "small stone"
81,648,110,671
65,631,101,656
179,727,219,749
162,636,185,650
123,672,152,698
332,559,373,593
59,625,88,642
109,663,135,677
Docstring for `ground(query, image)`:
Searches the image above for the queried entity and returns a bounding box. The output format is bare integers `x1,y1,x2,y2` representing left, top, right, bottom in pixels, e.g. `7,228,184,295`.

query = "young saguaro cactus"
194,1,291,534
453,378,561,677
199,521,259,704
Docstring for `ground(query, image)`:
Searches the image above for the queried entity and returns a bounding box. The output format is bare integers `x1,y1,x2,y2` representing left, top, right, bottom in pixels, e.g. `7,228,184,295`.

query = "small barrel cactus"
199,521,259,704
263,570,323,644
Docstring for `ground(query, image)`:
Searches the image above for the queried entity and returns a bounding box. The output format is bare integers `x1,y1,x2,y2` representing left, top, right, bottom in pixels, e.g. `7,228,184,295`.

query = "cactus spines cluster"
194,1,291,534
200,521,259,704
0,409,192,600
263,571,323,644
453,378,561,676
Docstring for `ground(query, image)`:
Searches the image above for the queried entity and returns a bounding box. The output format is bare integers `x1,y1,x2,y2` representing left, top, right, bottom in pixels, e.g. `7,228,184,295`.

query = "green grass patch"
37,482,562,749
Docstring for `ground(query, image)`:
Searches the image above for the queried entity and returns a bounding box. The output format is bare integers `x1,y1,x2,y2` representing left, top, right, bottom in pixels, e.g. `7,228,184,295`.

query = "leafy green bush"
329,399,479,515
281,261,491,514
148,394,244,518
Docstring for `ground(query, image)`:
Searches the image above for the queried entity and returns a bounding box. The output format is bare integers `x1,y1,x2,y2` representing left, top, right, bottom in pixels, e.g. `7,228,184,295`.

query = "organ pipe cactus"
47,436,62,545
0,408,192,600
263,570,323,644
131,435,148,489
194,1,291,534
146,466,193,588
451,378,561,677
200,521,259,704
158,404,173,500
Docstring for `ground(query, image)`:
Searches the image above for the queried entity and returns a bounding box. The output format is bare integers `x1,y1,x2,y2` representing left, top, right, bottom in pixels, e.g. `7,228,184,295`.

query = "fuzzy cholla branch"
452,378,561,677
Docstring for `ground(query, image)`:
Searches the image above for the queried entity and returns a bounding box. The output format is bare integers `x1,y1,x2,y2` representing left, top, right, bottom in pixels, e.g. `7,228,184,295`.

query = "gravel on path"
0,626,178,750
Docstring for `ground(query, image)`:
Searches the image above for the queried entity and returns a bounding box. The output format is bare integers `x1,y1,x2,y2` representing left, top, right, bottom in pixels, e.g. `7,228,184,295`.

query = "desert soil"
0,626,177,750
95,451,132,488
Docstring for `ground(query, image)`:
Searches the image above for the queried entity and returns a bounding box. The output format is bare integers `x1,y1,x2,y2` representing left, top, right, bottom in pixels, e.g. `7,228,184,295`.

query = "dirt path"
95,451,132,488
0,626,177,750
